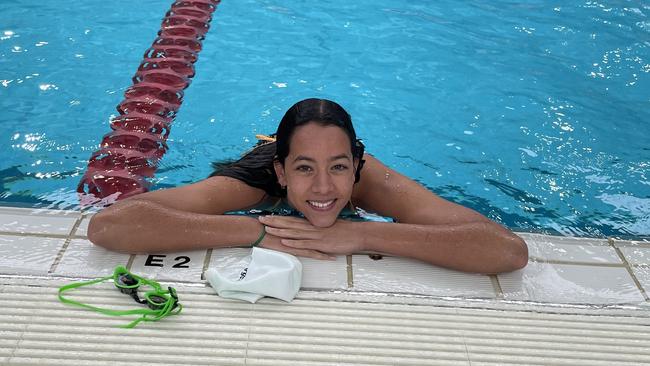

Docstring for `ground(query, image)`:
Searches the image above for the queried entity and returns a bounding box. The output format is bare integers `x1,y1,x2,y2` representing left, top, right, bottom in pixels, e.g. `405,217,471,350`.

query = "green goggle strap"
58,267,182,328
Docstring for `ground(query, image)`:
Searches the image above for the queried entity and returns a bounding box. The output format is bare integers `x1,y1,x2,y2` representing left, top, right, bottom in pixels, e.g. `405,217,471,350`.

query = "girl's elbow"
87,203,137,253
508,235,529,271
484,222,529,272
87,212,117,251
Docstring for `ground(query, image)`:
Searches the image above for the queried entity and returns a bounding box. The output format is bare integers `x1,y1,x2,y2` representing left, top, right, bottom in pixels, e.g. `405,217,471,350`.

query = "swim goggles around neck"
58,265,182,328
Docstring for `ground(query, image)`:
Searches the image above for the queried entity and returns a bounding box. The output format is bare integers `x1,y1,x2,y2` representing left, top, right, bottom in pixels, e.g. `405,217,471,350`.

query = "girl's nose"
311,171,334,194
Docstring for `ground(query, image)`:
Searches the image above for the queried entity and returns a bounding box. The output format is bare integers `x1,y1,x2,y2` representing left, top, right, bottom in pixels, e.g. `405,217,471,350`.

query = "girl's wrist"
344,220,369,253
251,225,266,247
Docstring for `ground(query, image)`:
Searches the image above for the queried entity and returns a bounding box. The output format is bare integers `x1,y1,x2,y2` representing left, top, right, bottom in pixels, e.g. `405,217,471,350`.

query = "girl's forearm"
357,221,528,274
88,199,263,253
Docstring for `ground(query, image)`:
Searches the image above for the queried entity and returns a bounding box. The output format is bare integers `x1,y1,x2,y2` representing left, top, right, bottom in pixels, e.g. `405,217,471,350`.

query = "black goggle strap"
58,265,181,328
354,139,365,183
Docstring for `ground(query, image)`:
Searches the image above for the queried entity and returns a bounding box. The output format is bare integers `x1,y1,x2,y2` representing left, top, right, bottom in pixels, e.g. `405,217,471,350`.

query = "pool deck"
1,206,649,365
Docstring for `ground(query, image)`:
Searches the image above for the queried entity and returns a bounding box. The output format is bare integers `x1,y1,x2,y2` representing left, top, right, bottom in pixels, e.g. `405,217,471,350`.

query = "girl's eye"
332,164,348,171
296,165,312,172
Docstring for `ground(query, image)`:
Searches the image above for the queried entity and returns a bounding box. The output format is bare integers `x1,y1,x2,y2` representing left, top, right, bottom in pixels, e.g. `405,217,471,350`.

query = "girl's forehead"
291,124,350,145
288,125,352,159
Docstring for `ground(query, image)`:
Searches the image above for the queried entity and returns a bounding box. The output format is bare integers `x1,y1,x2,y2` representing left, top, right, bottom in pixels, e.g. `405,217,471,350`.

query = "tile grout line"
0,231,72,239
48,215,84,275
489,275,504,299
346,255,353,289
126,254,136,271
201,249,213,281
528,256,627,267
608,237,649,301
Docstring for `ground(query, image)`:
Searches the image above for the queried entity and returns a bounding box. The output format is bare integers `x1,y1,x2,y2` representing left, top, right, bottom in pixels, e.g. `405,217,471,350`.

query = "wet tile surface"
53,239,130,278
632,266,650,294
209,248,251,268
131,250,207,282
74,215,92,237
619,246,650,266
0,234,64,275
352,255,496,298
618,239,650,246
519,233,620,264
0,207,79,235
299,256,348,290
499,262,645,304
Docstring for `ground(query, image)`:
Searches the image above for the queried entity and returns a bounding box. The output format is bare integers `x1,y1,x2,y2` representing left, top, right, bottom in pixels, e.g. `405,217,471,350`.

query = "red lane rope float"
78,0,220,207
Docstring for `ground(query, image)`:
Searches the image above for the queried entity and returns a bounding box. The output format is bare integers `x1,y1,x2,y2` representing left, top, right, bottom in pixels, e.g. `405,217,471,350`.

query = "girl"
89,98,527,274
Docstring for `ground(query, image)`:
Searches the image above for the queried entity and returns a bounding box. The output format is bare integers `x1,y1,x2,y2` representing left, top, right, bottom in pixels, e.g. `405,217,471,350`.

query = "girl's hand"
258,215,363,259
257,229,335,260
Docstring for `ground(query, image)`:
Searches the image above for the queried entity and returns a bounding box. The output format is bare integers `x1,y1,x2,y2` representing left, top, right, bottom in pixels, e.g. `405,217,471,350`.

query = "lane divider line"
77,0,221,207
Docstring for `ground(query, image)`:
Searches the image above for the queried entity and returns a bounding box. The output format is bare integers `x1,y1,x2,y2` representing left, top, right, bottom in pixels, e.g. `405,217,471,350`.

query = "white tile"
0,207,80,235
131,250,207,282
540,235,610,246
53,238,130,278
74,215,93,237
617,239,650,246
352,255,496,298
521,234,620,264
499,262,645,304
0,234,64,275
619,247,650,266
532,240,619,264
515,232,547,242
209,248,252,268
299,256,348,290
631,266,650,294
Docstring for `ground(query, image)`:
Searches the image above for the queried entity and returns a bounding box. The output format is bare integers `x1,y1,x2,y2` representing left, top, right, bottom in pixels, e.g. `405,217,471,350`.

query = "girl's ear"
274,160,287,187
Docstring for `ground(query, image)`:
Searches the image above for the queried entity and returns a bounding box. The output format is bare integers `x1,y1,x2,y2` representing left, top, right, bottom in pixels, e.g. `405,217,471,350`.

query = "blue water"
0,0,648,238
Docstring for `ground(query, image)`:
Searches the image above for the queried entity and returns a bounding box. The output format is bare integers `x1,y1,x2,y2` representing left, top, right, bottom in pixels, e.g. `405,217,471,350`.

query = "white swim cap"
206,247,303,303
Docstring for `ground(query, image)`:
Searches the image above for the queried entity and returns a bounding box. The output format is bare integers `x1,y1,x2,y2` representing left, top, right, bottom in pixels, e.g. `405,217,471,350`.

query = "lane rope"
78,0,220,207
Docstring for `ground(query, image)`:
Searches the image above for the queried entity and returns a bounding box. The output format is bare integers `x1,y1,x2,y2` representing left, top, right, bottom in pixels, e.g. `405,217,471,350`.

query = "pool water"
1,0,648,238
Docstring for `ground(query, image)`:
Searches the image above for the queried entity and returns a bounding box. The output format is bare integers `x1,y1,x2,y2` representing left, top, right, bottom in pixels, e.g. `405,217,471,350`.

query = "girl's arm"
355,220,525,274
87,176,332,259
352,154,528,273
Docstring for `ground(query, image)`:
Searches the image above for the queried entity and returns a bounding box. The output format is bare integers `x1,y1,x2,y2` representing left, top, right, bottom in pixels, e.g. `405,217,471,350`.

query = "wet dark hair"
209,98,365,197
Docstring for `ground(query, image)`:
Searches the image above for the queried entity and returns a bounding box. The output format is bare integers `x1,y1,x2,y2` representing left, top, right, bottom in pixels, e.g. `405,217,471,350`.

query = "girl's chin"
289,198,344,227
304,212,339,228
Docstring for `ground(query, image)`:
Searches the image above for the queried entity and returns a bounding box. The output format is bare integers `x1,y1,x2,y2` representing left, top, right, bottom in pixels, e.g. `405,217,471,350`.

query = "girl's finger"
267,243,332,261
290,248,335,261
281,240,336,260
281,239,318,250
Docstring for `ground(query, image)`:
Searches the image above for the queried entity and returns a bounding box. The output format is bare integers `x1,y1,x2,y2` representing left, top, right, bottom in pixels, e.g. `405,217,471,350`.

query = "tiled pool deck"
1,206,649,365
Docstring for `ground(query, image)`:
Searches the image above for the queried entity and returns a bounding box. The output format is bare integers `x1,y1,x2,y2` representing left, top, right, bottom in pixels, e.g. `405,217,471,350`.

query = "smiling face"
274,122,358,228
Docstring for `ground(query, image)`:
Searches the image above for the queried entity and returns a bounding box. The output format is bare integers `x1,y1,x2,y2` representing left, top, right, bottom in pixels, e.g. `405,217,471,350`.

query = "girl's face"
274,122,358,227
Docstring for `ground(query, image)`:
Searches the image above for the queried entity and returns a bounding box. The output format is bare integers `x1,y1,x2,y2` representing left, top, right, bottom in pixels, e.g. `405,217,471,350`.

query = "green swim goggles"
58,265,182,328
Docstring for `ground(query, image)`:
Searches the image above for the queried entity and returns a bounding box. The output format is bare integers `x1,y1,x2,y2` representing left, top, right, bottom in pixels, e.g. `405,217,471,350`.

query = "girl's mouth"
307,199,337,211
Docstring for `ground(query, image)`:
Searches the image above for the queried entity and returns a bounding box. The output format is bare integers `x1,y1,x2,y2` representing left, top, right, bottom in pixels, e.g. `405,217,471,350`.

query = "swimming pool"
1,0,648,238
